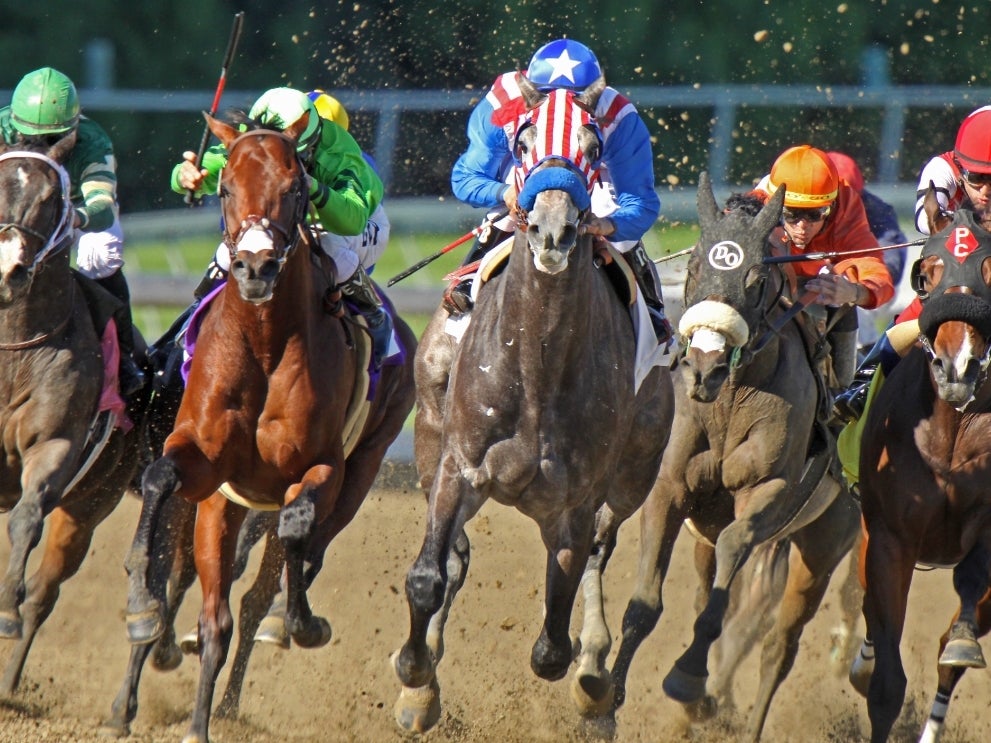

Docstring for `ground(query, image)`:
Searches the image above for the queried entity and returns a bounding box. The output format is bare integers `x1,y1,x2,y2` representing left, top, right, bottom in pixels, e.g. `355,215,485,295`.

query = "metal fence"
8,82,990,192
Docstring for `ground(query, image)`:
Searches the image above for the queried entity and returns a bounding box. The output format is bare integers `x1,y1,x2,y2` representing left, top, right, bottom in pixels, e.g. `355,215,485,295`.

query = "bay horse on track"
120,110,417,743
0,141,152,694
608,174,860,741
392,74,675,733
855,195,991,743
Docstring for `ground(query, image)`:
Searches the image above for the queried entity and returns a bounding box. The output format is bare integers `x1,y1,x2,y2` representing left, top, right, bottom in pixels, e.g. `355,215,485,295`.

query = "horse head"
206,112,310,304
0,137,75,304
676,172,785,401
512,74,603,274
913,190,991,409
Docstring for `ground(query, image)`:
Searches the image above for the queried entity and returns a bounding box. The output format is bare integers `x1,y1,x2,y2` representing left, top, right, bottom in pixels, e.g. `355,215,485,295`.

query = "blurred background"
2,0,990,334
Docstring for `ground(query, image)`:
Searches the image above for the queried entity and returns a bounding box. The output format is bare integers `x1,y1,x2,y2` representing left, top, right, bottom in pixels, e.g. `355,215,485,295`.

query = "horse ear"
576,75,607,112
924,181,950,233
48,129,77,164
206,111,240,149
284,110,311,145
696,171,720,227
517,72,545,110
754,183,785,237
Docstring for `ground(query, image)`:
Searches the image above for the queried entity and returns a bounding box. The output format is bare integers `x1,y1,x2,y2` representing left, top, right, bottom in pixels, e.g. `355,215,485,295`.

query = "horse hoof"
179,627,199,655
686,694,718,722
394,679,442,734
152,641,183,671
97,719,130,738
254,615,290,649
940,637,987,668
126,608,164,646
662,664,707,704
289,616,331,649
571,672,615,717
0,610,22,639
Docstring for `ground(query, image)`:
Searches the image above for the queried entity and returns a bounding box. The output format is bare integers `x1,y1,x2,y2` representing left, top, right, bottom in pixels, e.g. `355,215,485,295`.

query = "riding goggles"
781,205,831,225
960,168,991,188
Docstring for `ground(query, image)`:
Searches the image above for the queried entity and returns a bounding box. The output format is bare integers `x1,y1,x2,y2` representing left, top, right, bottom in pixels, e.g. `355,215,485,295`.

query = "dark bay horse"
0,142,151,694
856,198,991,743
392,75,675,733
609,174,860,741
120,111,416,743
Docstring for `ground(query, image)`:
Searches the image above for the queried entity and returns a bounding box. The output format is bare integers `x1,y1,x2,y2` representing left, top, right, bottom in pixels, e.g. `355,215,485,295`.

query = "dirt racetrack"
0,479,988,743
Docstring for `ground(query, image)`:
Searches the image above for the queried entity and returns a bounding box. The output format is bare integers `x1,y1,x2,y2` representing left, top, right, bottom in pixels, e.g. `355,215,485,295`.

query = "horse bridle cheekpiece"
218,129,309,266
0,151,74,270
513,88,602,214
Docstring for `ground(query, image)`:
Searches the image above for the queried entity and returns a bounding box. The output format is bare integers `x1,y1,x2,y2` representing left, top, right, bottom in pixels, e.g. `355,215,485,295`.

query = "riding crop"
185,10,245,206
761,238,926,265
387,210,509,286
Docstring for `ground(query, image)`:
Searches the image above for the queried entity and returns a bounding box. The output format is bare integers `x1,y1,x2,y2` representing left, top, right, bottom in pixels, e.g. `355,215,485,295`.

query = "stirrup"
832,377,872,424
443,279,474,316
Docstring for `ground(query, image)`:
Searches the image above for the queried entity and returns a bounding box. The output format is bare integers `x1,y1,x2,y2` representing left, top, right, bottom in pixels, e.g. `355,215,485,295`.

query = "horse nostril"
5,264,29,286
259,258,281,282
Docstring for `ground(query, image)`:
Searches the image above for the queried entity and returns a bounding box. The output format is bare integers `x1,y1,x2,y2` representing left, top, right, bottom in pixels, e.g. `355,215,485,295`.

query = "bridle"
0,151,75,273
0,151,76,350
217,129,310,271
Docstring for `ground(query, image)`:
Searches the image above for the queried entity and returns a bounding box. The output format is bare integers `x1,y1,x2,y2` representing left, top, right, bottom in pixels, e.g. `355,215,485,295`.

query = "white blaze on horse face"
238,227,275,255
689,328,729,353
0,233,27,277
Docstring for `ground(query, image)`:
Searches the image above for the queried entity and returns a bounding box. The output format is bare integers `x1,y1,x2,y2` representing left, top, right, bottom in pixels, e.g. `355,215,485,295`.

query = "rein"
0,280,75,350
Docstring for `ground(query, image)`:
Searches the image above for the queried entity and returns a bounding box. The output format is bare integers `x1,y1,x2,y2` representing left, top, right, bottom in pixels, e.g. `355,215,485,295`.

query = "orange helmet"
954,106,991,174
767,145,839,208
826,151,864,193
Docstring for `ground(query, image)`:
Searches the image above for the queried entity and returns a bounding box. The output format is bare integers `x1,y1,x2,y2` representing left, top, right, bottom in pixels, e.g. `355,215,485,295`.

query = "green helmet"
10,67,80,136
248,87,320,152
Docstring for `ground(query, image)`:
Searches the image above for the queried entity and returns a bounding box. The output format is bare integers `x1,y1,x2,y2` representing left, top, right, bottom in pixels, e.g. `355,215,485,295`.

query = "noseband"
218,129,310,267
0,151,75,273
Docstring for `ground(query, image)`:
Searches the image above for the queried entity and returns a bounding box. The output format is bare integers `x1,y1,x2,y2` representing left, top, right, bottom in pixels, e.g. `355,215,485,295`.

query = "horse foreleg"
938,543,991,669
0,443,71,639
706,539,790,720
0,505,101,693
920,582,991,743
744,494,858,743
279,479,331,649
610,479,686,710
830,528,865,671
394,461,484,734
425,528,470,663
571,505,621,719
185,496,242,743
217,525,284,719
863,526,915,743
531,505,595,682
124,456,181,645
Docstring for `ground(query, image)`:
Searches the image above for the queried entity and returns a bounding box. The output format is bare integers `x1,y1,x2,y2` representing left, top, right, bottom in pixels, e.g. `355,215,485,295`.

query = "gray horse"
392,76,675,732
609,174,859,741
0,142,150,695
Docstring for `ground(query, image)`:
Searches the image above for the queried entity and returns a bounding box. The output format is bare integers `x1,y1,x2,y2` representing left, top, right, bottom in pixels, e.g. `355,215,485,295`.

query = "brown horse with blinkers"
121,111,416,743
855,194,991,743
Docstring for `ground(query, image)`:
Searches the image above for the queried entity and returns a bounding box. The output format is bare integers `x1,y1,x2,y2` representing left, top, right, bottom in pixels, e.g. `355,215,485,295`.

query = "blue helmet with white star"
527,39,602,92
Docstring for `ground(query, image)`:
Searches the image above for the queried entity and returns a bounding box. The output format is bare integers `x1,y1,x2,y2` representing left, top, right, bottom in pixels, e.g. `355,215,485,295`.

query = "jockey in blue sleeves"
447,39,670,343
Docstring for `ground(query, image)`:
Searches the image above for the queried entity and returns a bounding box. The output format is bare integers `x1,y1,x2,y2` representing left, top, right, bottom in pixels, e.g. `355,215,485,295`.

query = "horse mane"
222,109,284,135
0,130,77,164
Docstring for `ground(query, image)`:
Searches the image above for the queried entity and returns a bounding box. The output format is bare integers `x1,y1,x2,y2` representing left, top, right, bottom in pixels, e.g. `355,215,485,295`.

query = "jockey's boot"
623,242,673,345
340,265,392,366
832,333,891,423
443,222,514,316
829,329,859,390
96,270,147,397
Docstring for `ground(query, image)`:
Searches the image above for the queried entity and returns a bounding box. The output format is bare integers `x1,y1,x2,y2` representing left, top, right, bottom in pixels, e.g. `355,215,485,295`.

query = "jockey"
447,38,672,344
826,151,908,349
173,87,392,365
836,106,991,421
750,145,895,392
0,66,146,396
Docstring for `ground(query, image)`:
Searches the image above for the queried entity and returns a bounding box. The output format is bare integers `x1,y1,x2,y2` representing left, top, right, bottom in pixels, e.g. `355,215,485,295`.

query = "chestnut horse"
609,174,860,741
855,197,991,743
0,142,151,694
392,76,674,732
121,112,416,742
